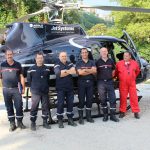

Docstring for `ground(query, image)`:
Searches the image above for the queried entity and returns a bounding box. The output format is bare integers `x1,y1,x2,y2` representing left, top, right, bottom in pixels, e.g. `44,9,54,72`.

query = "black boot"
17,120,26,129
68,117,77,127
58,118,64,128
78,110,84,125
102,108,108,122
43,119,51,129
31,122,36,131
134,113,140,119
119,112,126,118
9,121,17,132
86,109,94,123
110,109,119,122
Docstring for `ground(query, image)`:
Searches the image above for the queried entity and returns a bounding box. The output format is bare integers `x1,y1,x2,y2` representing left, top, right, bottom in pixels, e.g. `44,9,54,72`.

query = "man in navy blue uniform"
54,51,77,128
76,48,96,124
27,52,51,131
96,47,119,122
0,49,26,132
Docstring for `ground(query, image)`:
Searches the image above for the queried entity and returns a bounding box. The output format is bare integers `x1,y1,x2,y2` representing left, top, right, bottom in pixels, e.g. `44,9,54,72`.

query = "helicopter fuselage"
0,22,149,87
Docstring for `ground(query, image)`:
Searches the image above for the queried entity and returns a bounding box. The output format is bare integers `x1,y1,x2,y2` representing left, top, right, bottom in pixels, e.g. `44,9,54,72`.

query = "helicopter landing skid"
23,87,142,124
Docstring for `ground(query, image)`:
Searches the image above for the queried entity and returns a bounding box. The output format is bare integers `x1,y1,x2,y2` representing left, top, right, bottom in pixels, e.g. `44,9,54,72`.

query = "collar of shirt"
124,61,130,66
6,60,16,66
101,58,108,62
81,59,89,64
59,60,69,66
35,64,45,68
99,58,110,63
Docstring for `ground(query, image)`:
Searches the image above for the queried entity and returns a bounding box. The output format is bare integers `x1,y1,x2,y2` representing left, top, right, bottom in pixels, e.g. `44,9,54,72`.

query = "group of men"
0,47,140,132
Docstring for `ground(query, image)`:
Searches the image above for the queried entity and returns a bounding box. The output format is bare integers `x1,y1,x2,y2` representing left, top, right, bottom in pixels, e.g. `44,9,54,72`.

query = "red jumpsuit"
115,60,140,113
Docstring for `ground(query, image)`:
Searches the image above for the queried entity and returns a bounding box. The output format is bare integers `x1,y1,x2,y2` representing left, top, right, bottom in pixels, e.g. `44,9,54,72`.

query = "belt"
99,79,112,82
80,80,93,83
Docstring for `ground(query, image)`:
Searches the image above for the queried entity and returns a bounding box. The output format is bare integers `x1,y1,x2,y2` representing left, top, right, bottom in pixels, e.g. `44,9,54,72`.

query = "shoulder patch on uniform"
68,63,73,66
54,65,60,68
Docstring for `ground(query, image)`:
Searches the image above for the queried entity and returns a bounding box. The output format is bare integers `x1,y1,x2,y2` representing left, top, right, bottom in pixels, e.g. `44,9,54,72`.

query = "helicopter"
0,0,150,83
0,0,150,118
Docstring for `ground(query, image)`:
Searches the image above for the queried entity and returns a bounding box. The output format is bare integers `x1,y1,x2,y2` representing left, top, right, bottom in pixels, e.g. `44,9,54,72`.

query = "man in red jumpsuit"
115,52,140,119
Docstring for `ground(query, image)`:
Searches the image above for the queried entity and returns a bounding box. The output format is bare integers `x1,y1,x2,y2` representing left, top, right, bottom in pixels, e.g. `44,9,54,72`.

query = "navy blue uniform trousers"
78,80,94,110
30,94,50,122
56,89,74,119
3,87,23,122
97,80,116,109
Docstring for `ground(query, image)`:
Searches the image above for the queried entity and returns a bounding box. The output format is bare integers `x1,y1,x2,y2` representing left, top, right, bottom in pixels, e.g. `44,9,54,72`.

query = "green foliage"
87,24,108,36
80,12,113,30
0,0,149,61
111,0,150,61
87,0,150,61
0,0,111,31
0,0,43,28
64,10,113,31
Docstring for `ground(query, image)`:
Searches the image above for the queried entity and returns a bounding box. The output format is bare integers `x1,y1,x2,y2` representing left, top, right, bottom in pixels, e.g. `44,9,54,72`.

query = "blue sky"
83,0,118,14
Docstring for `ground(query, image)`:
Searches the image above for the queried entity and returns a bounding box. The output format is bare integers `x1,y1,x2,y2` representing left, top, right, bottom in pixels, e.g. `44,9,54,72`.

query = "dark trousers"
56,90,74,119
30,94,50,122
78,80,94,110
3,88,23,122
97,80,116,109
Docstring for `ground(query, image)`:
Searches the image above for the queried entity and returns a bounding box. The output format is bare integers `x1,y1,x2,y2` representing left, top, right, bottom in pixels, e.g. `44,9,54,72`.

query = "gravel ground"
0,83,150,150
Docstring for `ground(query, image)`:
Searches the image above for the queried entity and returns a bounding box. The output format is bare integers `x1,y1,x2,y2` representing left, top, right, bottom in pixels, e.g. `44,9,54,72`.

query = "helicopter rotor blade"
16,6,54,22
79,5,150,13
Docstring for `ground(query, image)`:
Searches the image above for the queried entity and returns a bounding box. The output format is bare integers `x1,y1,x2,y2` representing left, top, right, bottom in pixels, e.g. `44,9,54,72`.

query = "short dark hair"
80,48,88,53
35,52,44,58
124,51,131,56
5,48,13,54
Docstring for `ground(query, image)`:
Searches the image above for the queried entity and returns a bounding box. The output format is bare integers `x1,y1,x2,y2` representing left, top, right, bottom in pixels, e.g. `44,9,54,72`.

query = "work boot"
31,122,36,131
9,121,17,132
68,117,77,127
134,113,140,119
102,107,108,122
86,109,94,123
58,118,64,128
17,120,26,129
119,112,126,118
110,109,119,122
43,119,51,129
78,110,84,125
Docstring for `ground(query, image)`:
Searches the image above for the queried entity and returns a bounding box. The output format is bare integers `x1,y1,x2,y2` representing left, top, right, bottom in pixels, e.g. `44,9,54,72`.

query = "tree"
0,0,43,28
110,0,150,61
87,24,108,36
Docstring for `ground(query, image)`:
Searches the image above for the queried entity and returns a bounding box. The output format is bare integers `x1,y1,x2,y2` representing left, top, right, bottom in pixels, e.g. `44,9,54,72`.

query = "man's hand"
20,74,25,95
21,88,25,95
60,70,69,77
77,69,92,76
68,67,76,74
84,67,97,74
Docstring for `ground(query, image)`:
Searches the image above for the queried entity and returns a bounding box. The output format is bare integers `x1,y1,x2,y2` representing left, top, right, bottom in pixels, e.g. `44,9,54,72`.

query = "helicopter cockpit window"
42,48,58,64
113,43,129,62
